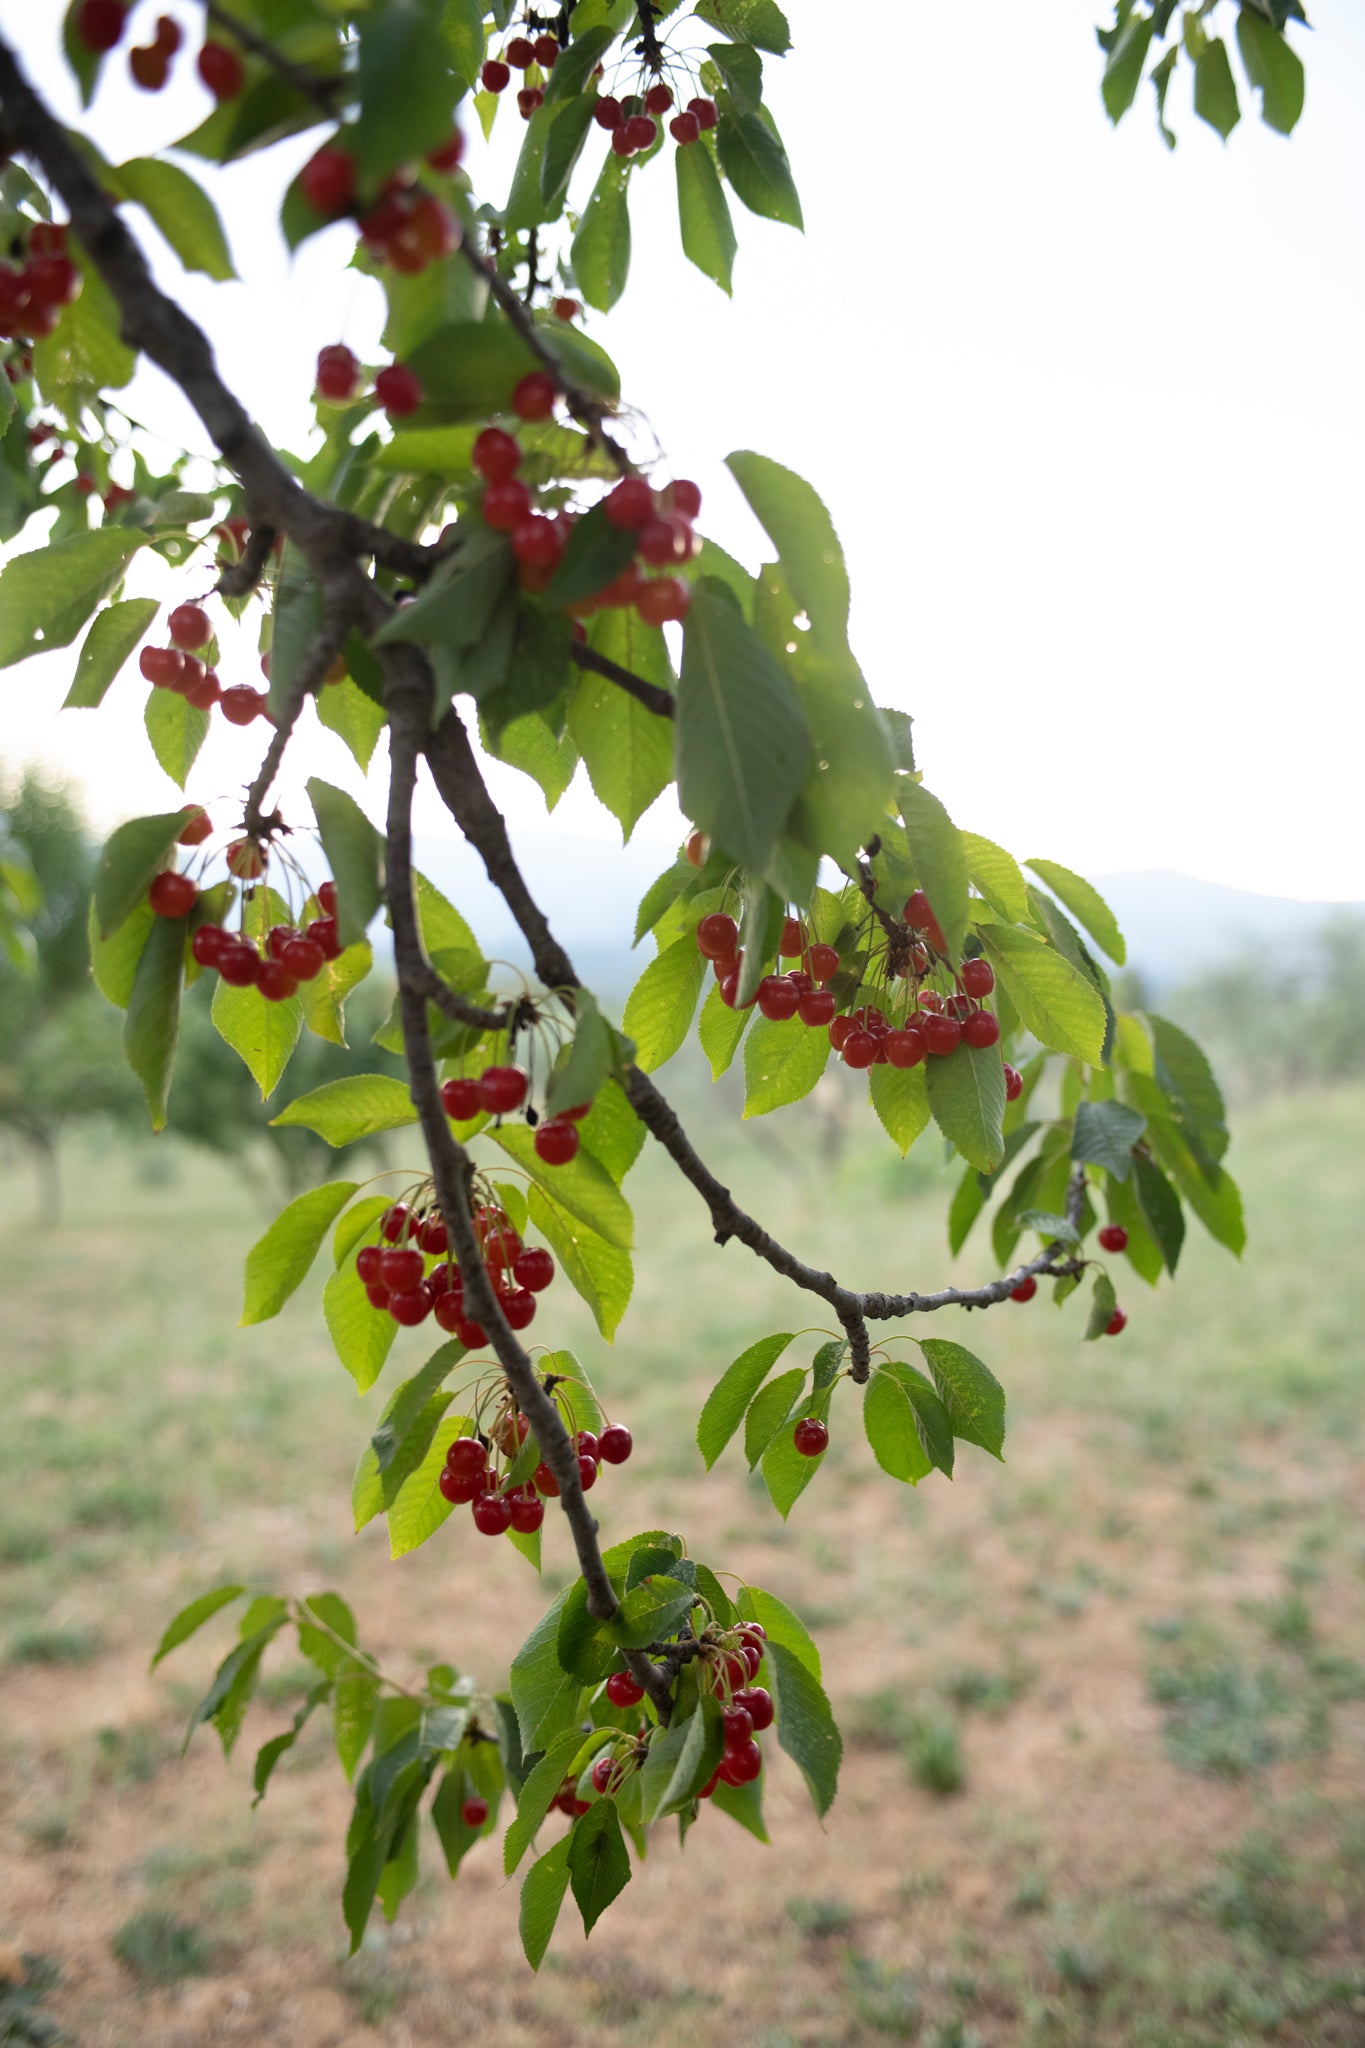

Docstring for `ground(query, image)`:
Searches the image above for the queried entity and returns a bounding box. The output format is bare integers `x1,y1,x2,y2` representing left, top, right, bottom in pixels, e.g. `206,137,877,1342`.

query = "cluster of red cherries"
440,1064,586,1168
138,600,270,726
72,1,247,100
478,29,720,155
436,1399,634,1540
474,391,699,623
590,1623,772,1803
0,220,81,344
356,1193,563,1338
149,859,344,1000
300,128,466,291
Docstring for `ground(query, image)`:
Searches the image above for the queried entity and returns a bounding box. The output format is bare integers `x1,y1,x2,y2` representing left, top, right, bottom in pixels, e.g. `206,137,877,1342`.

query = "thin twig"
215,522,276,600
570,639,675,719
202,0,344,116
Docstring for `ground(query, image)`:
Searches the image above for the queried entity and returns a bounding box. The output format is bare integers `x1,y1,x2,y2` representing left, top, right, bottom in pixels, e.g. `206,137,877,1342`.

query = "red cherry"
500,1288,536,1331
534,1120,579,1166
152,15,180,54
307,916,344,960
75,0,129,52
1105,1307,1128,1337
191,924,226,967
884,1026,926,1069
669,479,702,520
1097,1224,1128,1253
610,127,636,157
797,988,837,1028
842,1030,877,1070
375,364,423,418
509,1489,545,1533
1011,1275,1038,1303
963,1010,1000,1049
512,371,557,421
482,477,533,532
696,911,739,960
316,344,358,402
429,1260,459,1297
577,1454,598,1491
718,965,757,1011
416,1213,448,1256
793,1417,828,1457
472,1492,513,1536
512,1247,554,1292
669,111,700,144
624,114,657,151
533,34,559,66
687,96,718,130
472,427,520,483
481,1224,523,1271
604,475,655,531
139,646,184,690
605,1671,644,1708
644,81,673,114
186,667,221,711
220,684,267,726
505,35,535,67
129,45,170,89
440,1463,484,1504
720,1738,762,1785
593,95,623,130
723,1705,754,1750
575,1430,600,1464
533,1461,560,1498
636,577,690,626
365,1282,391,1311
455,1315,487,1349
380,1204,412,1244
216,941,260,988
196,39,245,98
923,1013,962,1057
300,146,356,217
149,871,196,919
266,923,293,962
598,1424,632,1466
280,937,325,982
1004,1063,1024,1102
432,1294,462,1334
511,514,564,569
481,58,510,92
427,130,465,172
917,991,943,1015
828,1015,853,1051
517,86,544,118
446,1434,486,1480
460,1795,489,1828
591,1756,615,1795
757,974,799,1023
355,1245,385,1286
778,916,803,957
552,297,579,321
441,1076,483,1120
380,1248,424,1293
734,1684,773,1731
903,888,948,952
962,958,995,999
28,259,79,310
478,1064,528,1115
257,959,298,1003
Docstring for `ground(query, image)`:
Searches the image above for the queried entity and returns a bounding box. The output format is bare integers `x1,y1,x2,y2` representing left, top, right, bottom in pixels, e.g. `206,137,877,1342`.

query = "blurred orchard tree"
0,0,1307,1967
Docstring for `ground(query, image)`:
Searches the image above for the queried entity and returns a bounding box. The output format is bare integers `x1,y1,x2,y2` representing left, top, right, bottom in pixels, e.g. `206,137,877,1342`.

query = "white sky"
3,1,1362,900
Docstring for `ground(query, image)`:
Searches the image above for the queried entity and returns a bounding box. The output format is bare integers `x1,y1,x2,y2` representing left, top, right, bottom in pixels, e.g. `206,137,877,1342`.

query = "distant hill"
411,832,1363,999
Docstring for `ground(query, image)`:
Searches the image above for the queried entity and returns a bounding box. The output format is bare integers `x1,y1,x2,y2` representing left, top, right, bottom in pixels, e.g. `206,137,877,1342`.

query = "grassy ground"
2,1076,1364,2047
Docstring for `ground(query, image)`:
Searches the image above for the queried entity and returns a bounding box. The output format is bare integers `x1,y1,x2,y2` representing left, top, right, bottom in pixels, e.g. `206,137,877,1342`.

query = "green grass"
110,1909,211,1986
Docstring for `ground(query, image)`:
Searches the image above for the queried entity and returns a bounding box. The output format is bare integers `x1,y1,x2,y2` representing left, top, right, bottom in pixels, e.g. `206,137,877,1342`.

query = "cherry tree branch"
202,0,344,116
214,522,277,600
569,640,675,719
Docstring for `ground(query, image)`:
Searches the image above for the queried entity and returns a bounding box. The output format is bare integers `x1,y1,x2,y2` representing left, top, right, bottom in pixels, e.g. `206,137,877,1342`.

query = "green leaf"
572,152,632,312
864,1369,933,1485
112,157,236,279
1071,1099,1145,1179
568,610,674,835
442,0,486,83
544,990,613,1118
511,1593,588,1756
622,933,706,1073
737,1587,820,1679
697,977,751,1077
677,581,809,874
89,892,153,1009
370,1350,465,1479
610,1575,695,1651
1236,8,1304,132
354,0,455,186
333,1668,379,1780
760,1407,826,1519
125,910,184,1130
1026,859,1126,966
143,686,209,790
64,598,160,709
1147,1015,1229,1164
676,136,736,293
387,1415,470,1558
869,1060,931,1156
540,92,596,212
274,1074,417,1145
695,0,791,50
307,778,383,947
925,1042,1005,1173
528,1186,633,1340
1101,10,1154,121
1194,36,1241,137
918,1338,1005,1459
569,1797,631,1934
765,1639,840,1817
325,1259,399,1393
299,938,373,1049
716,108,802,227
93,810,187,940
697,1332,795,1469
948,1163,987,1255
317,677,387,772
1133,1151,1185,1274
727,451,849,656
1085,1269,1119,1342
710,1772,768,1840
978,924,1106,1065
406,317,620,418
962,831,1029,923
1147,1119,1244,1255
504,1732,584,1878
901,782,970,959
744,1367,805,1468
242,1182,359,1326
490,1123,632,1248
0,528,143,669
520,1835,573,1971
33,252,134,397
212,972,302,1099
151,1584,247,1668
546,500,638,612
543,26,617,102
742,1013,829,1116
